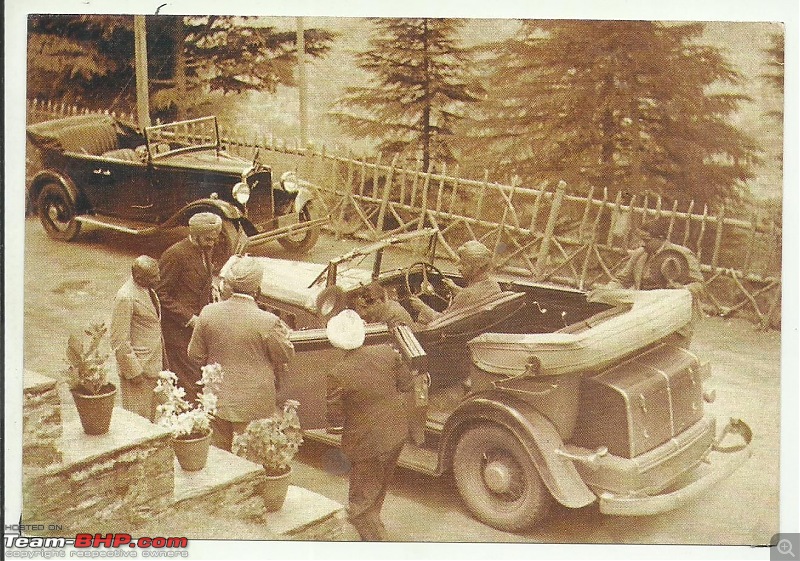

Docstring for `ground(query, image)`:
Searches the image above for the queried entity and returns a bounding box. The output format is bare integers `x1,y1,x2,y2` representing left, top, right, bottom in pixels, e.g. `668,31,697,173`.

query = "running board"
75,215,158,235
303,429,440,476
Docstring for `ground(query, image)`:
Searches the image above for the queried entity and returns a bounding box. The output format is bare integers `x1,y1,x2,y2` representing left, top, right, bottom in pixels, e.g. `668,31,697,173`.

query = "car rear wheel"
452,423,553,532
37,183,81,241
278,202,320,253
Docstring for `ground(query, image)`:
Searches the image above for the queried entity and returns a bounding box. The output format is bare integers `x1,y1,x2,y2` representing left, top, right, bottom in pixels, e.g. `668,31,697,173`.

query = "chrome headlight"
281,171,299,193
232,182,251,204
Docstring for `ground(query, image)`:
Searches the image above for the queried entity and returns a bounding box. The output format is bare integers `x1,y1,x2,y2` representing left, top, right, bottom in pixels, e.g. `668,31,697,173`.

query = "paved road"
16,217,780,548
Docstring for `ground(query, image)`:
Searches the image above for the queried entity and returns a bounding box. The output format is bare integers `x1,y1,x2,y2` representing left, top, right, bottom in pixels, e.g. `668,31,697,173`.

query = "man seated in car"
408,240,501,326
353,282,420,330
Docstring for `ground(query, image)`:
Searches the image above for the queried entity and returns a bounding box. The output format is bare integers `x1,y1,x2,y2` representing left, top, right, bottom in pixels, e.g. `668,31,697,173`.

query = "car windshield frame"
308,228,440,289
144,116,221,160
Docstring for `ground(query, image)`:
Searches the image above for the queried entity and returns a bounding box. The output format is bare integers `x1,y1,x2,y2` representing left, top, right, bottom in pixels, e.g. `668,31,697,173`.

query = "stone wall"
23,370,63,470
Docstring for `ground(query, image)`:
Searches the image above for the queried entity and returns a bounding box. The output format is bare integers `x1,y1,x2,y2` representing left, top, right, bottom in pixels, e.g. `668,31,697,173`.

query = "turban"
326,309,366,350
188,212,222,234
226,256,263,295
457,240,492,270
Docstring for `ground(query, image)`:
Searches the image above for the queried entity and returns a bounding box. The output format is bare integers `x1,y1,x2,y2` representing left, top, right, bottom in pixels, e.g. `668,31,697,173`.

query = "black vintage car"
26,114,325,256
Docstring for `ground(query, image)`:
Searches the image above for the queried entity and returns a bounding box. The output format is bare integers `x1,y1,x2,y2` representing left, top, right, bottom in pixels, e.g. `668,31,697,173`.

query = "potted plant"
155,363,222,471
65,323,117,435
232,400,304,512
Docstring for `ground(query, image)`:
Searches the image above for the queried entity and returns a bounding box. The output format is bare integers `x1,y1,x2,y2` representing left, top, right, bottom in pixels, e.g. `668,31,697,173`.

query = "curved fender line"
159,198,243,230
30,169,82,209
441,391,597,509
294,187,315,214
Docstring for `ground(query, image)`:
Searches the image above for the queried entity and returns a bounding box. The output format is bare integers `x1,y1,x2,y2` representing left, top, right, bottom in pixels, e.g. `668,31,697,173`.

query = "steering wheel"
404,261,455,307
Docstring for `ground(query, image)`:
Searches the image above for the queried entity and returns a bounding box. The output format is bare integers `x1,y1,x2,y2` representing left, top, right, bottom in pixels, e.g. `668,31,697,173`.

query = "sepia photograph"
4,1,798,559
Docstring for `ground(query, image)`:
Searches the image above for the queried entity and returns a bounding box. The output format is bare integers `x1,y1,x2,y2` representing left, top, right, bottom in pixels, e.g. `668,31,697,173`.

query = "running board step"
303,429,440,475
75,214,159,235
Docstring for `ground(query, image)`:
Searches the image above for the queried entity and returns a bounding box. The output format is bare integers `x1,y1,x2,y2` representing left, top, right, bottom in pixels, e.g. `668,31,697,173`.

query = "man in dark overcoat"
156,212,222,401
188,256,295,451
325,309,413,541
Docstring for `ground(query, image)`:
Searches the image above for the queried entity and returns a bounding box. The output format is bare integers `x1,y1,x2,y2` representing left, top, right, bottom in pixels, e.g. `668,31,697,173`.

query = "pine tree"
463,20,760,206
27,15,334,115
762,32,784,124
330,18,483,170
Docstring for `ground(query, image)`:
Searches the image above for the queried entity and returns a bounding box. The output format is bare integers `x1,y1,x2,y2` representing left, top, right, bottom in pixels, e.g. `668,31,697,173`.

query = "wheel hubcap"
483,459,514,494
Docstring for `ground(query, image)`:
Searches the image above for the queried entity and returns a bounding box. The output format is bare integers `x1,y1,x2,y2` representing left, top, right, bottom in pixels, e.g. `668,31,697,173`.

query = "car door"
65,153,153,222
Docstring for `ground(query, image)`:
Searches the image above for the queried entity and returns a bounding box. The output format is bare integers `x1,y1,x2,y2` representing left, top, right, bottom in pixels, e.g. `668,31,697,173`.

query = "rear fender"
293,187,315,214
159,198,244,229
440,390,597,509
29,170,84,211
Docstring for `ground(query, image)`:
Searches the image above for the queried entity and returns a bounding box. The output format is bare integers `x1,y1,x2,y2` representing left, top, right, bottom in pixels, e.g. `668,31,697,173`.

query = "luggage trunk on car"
572,344,705,458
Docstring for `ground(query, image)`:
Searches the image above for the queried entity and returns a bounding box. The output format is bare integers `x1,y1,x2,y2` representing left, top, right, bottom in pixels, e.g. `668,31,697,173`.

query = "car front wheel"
37,183,81,241
278,202,320,253
452,423,553,532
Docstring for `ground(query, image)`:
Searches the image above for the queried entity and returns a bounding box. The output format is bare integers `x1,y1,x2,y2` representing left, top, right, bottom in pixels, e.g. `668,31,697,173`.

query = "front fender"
440,390,596,509
160,198,243,229
293,187,315,214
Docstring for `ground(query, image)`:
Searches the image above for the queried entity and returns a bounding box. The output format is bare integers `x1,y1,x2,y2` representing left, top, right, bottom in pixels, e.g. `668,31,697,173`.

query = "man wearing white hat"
325,309,413,541
156,211,223,401
188,255,295,451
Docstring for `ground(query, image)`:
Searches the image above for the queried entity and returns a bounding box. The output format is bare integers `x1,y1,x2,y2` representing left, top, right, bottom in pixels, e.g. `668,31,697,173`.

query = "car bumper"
596,418,752,516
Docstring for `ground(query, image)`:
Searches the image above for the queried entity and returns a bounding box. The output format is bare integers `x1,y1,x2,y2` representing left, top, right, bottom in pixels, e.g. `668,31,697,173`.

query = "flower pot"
70,384,117,435
172,431,212,471
261,466,292,512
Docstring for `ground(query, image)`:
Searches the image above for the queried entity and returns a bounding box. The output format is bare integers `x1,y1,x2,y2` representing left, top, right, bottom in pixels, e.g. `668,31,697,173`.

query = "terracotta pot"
172,431,212,471
261,466,292,512
71,384,117,435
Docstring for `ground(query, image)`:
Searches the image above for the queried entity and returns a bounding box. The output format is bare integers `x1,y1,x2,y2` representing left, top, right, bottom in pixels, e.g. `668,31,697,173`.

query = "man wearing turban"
409,240,502,325
156,212,223,401
325,309,413,541
188,255,295,451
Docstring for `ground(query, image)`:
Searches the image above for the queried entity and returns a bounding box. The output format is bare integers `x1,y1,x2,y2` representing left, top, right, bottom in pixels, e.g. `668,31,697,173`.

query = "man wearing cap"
188,255,295,451
156,211,223,401
110,255,165,422
612,219,704,292
325,309,413,541
409,240,502,325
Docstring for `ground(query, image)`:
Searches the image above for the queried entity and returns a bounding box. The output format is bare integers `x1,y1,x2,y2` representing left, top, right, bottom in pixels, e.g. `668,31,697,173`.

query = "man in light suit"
110,256,165,422
188,256,295,451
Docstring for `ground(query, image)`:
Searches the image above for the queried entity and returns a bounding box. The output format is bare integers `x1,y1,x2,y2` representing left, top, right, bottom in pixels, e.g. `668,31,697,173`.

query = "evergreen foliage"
27,15,334,115
331,18,483,170
462,20,760,205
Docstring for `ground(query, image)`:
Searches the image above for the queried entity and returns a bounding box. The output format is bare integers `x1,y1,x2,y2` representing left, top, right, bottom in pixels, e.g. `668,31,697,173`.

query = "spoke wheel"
37,183,81,241
453,424,553,532
278,203,320,253
404,261,454,307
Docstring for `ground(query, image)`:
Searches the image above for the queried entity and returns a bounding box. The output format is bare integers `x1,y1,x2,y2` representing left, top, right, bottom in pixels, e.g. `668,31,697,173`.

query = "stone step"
23,406,175,535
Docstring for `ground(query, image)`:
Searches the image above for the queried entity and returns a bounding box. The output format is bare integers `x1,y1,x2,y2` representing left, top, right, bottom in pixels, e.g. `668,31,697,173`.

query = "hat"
188,212,222,234
640,219,668,240
226,256,263,295
457,240,492,269
326,309,366,350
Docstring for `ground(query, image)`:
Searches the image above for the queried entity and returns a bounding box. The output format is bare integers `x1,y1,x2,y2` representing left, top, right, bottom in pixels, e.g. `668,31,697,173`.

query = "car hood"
153,149,250,175
220,256,374,313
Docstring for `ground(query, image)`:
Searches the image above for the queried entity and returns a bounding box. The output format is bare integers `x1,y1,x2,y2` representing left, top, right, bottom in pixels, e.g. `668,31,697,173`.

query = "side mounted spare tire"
37,182,81,241
452,423,554,532
278,202,320,253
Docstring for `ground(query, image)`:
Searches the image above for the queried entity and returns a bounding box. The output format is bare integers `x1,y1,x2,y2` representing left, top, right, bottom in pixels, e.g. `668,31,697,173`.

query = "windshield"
144,116,220,159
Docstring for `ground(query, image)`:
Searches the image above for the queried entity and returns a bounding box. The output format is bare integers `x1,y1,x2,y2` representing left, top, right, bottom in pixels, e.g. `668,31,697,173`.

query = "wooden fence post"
534,180,566,278
711,203,726,272
375,154,399,237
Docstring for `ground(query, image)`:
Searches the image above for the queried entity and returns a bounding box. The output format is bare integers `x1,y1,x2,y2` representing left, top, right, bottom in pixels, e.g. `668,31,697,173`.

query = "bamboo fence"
26,100,783,329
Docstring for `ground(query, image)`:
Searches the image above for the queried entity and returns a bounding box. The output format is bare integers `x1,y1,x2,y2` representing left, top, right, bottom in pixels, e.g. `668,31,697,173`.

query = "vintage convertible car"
26,114,324,255
221,228,752,532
